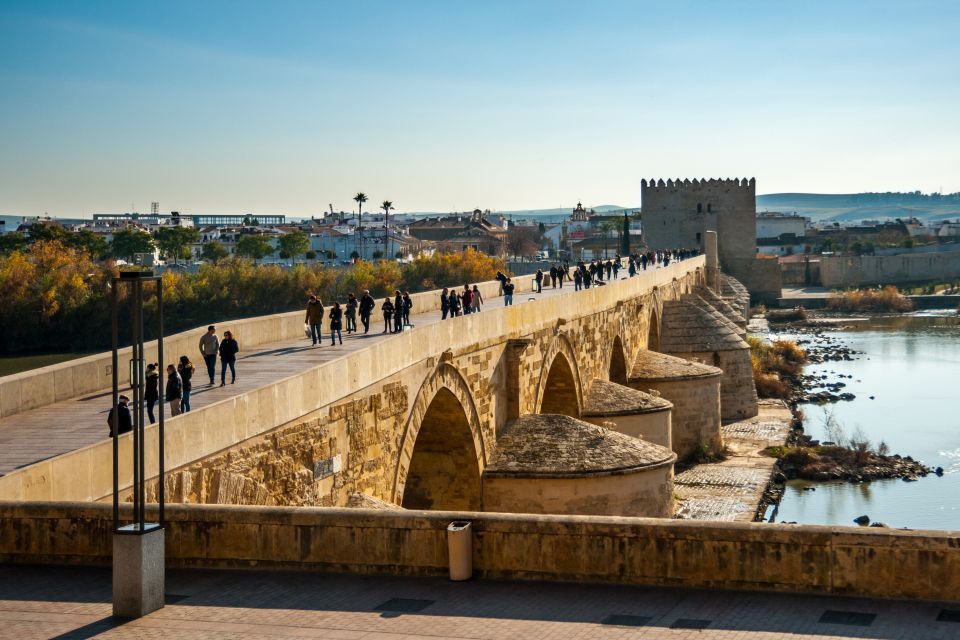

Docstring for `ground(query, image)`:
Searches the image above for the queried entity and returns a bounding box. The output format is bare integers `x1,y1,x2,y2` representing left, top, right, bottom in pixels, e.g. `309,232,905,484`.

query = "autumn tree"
506,226,540,260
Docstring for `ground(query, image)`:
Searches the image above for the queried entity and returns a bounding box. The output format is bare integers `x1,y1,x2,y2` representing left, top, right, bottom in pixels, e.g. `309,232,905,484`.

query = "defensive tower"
641,178,756,288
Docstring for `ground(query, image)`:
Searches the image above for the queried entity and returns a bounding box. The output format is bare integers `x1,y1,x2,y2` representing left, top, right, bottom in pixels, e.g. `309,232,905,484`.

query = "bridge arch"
536,334,583,417
393,363,485,510
608,334,628,384
647,307,661,351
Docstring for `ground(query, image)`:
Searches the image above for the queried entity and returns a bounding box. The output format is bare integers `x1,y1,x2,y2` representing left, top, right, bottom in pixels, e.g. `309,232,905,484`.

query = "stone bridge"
0,252,759,518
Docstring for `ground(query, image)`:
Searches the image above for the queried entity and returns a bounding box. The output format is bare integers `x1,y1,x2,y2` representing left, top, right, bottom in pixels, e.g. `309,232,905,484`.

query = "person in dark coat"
359,290,375,333
144,364,159,424
345,293,358,334
402,291,413,327
305,294,324,345
165,364,182,417
440,287,450,320
108,394,133,436
534,269,543,293
381,297,394,333
549,265,558,288
574,268,583,291
329,302,343,345
393,290,404,333
218,330,239,386
448,290,461,317
461,285,473,315
178,356,194,412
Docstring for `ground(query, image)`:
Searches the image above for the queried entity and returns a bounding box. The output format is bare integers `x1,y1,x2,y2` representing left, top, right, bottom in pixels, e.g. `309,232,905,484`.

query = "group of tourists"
305,290,414,346
440,284,486,318
107,325,240,435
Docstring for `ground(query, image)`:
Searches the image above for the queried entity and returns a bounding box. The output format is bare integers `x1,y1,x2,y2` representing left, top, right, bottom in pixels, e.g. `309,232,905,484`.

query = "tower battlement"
641,177,756,191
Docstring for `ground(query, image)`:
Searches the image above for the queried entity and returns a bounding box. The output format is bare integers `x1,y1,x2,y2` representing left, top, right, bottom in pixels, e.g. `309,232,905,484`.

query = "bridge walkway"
0,273,647,476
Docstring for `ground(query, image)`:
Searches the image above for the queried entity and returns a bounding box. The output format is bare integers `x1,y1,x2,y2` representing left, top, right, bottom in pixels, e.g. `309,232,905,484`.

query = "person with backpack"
198,325,219,385
108,394,133,436
178,356,195,412
218,330,239,386
144,363,159,424
329,302,343,345
165,364,183,417
305,294,324,346
381,297,394,333
345,293,358,334
359,290,375,333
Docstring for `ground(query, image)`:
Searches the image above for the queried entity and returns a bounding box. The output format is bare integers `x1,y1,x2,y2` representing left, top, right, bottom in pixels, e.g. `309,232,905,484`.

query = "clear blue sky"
1,1,958,217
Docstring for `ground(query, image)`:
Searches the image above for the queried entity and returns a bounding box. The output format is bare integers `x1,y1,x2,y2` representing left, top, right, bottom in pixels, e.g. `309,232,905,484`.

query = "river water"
768,312,960,531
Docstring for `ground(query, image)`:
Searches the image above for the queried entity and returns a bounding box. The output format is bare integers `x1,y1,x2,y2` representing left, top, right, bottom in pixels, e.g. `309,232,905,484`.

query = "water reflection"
770,313,960,531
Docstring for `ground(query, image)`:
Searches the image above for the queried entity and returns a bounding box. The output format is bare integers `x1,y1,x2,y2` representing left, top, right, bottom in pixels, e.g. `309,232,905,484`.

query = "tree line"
0,240,504,357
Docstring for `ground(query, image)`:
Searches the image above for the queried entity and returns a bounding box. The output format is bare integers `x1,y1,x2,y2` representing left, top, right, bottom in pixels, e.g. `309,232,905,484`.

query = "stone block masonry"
2,501,959,603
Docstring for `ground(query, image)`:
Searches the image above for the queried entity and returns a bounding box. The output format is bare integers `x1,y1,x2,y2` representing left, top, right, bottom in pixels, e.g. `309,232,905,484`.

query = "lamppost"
111,270,166,618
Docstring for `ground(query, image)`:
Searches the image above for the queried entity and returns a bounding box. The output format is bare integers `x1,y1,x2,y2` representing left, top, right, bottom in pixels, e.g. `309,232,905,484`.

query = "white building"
756,212,808,240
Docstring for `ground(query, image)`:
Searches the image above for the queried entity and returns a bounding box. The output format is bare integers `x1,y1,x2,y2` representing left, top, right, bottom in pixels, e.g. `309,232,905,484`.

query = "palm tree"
381,200,394,260
353,192,368,260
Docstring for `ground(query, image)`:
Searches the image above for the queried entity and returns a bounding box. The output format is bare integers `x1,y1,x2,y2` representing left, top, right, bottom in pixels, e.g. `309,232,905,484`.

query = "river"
767,312,960,531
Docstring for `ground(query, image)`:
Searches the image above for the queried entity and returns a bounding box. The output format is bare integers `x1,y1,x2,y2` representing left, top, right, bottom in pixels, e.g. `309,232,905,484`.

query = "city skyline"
1,0,959,217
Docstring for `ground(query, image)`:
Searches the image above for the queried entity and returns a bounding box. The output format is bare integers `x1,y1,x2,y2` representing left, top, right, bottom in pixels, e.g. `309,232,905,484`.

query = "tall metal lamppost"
111,270,166,618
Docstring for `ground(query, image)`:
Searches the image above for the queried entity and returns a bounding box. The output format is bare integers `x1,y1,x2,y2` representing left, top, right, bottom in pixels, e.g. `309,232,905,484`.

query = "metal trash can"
446,520,472,581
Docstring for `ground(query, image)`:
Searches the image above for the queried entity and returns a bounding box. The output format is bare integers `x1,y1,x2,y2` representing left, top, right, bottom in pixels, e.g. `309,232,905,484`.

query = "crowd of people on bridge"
107,248,699,433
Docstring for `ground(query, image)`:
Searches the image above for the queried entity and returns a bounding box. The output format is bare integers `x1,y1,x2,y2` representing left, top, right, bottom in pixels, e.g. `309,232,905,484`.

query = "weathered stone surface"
582,379,672,417
630,349,721,382
485,414,675,477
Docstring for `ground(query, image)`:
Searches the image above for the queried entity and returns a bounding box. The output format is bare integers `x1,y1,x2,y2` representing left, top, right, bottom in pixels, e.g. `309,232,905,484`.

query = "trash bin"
446,520,472,581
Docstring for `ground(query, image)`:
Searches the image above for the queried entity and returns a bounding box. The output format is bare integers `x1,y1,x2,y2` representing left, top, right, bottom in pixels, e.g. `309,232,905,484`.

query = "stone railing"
0,258,702,502
0,276,527,420
1,501,958,602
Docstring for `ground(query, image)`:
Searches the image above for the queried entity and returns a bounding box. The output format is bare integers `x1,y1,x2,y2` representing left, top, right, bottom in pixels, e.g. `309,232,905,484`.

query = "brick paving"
0,565,957,639
0,272,608,477
675,401,792,522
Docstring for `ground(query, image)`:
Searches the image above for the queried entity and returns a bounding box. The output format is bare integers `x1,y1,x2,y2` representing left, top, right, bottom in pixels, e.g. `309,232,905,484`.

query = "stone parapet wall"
0,278,519,421
0,259,704,503
2,501,958,603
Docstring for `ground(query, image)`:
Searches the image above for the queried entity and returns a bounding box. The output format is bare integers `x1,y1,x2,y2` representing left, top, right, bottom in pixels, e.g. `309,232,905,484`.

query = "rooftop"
630,349,721,382
583,379,672,416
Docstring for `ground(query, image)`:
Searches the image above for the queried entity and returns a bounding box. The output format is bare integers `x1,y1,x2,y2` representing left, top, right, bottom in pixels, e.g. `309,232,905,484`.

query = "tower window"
707,203,712,213
697,203,702,213
696,232,701,242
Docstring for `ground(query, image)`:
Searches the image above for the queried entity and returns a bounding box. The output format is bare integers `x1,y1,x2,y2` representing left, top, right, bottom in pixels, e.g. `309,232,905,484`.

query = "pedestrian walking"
218,330,239,386
471,285,483,313
382,298,394,333
535,269,543,293
107,394,133,436
305,295,324,346
503,278,515,306
345,293,358,333
178,356,194,413
448,289,461,317
549,265,558,288
574,269,582,291
329,302,343,345
198,325,219,385
402,292,413,327
359,290,375,333
461,285,473,315
393,290,404,333
144,363,159,424
165,364,182,417
441,288,450,320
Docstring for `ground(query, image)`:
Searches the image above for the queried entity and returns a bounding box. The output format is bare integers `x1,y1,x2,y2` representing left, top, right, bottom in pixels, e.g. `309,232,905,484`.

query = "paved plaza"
0,565,957,639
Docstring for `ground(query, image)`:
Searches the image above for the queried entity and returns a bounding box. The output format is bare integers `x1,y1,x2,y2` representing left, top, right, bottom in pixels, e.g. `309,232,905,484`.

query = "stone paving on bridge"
0,271,653,477
1,565,957,640
674,400,792,522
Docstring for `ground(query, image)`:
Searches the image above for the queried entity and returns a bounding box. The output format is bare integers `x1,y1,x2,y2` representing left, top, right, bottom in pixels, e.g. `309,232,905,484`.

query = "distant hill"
757,193,960,223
